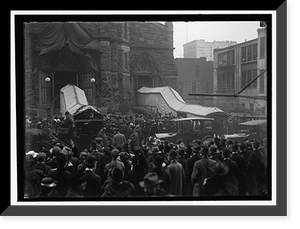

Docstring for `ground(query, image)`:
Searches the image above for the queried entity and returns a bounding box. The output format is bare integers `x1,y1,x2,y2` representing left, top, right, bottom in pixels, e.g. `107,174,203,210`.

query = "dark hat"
119,152,130,160
222,148,231,157
113,127,119,132
69,173,86,187
40,177,57,188
85,155,97,168
209,162,229,176
192,145,201,153
253,140,260,149
111,167,124,183
139,172,163,188
169,149,178,160
192,139,202,145
51,146,61,156
209,145,218,153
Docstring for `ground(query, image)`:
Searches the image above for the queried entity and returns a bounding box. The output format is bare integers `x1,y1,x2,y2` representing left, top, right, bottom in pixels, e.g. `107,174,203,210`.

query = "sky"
172,21,260,58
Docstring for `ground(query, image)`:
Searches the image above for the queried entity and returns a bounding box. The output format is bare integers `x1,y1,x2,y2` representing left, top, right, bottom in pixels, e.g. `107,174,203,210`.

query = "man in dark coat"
83,155,102,197
126,154,148,196
50,154,72,197
246,140,265,195
222,148,239,196
230,144,249,196
166,149,185,196
185,144,202,196
191,147,216,196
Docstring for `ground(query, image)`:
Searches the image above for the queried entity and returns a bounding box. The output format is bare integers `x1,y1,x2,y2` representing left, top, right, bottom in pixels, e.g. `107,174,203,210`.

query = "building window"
260,37,266,59
241,68,258,90
241,47,246,62
248,45,253,61
261,107,266,115
191,82,197,93
253,43,258,60
123,22,129,40
124,52,129,70
218,54,222,66
217,72,235,91
231,50,235,65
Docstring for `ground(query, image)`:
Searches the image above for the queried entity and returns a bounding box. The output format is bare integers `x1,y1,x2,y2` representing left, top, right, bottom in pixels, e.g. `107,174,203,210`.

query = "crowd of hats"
24,122,267,198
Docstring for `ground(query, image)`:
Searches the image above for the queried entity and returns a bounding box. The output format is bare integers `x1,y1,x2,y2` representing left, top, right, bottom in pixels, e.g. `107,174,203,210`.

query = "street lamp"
45,76,52,116
90,77,96,105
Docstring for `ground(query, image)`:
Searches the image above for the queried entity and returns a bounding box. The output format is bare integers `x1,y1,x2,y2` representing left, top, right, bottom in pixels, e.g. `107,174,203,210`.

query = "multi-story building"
175,57,214,106
183,39,237,60
24,22,177,115
213,27,267,116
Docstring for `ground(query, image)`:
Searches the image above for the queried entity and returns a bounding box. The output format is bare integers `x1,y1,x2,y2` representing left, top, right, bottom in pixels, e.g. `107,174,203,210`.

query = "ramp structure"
60,84,89,115
138,86,224,117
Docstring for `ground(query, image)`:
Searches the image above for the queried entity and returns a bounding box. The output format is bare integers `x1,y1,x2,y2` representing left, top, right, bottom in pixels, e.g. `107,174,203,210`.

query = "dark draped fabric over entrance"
33,23,101,72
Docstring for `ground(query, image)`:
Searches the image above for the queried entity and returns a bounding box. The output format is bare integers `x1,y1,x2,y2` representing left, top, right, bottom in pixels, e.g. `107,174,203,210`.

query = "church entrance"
53,71,78,110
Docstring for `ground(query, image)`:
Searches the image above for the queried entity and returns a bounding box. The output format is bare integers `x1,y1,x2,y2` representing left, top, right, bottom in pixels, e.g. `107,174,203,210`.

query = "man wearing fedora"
222,148,239,196
191,146,216,196
83,155,102,197
166,149,185,196
185,144,202,196
139,172,169,197
203,161,230,196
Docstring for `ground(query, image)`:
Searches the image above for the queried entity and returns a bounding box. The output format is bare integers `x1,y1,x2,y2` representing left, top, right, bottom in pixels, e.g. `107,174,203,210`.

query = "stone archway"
130,52,161,104
32,23,102,111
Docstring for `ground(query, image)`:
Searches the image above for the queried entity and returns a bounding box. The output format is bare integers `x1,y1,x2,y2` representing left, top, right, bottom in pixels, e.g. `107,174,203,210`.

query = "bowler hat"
209,162,229,176
40,177,57,188
85,155,97,168
139,172,163,188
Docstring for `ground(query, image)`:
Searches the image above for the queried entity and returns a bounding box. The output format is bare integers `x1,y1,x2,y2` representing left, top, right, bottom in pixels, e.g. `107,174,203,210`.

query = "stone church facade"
24,22,177,115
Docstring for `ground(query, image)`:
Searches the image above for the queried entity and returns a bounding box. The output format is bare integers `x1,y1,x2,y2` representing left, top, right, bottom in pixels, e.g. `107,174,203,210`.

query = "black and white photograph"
7,7,288,218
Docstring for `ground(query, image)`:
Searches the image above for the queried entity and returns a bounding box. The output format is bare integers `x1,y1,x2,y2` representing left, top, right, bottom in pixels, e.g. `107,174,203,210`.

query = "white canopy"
60,84,88,115
138,86,223,117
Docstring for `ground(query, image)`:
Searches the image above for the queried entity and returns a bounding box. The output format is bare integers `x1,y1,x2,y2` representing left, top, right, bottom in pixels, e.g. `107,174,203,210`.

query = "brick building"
213,26,267,116
24,22,177,116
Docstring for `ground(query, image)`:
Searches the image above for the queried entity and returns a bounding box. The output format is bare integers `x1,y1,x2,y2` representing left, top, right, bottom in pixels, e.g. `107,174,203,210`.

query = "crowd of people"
24,118,268,198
